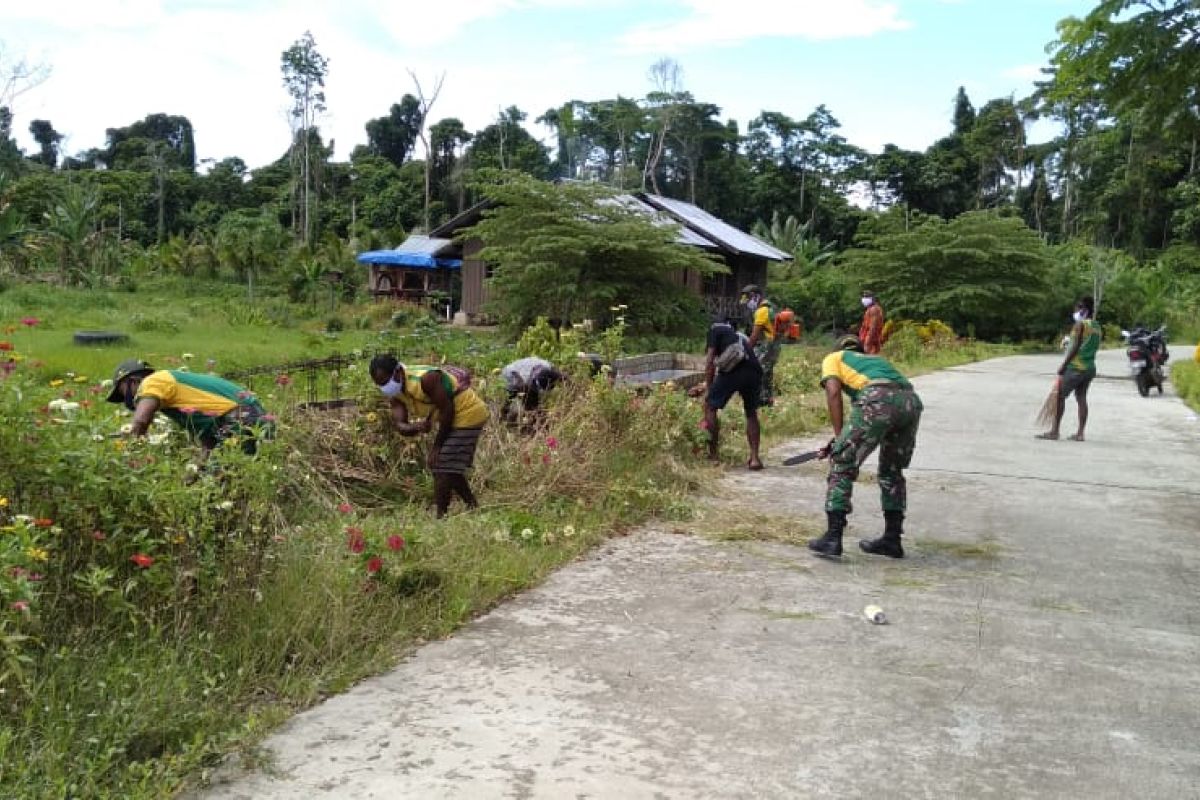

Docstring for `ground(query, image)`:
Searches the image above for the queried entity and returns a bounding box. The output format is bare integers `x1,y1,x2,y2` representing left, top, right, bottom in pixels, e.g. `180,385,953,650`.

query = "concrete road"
200,349,1200,799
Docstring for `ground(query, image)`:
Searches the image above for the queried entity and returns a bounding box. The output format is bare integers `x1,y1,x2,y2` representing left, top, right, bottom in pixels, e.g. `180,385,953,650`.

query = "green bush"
1172,360,1200,411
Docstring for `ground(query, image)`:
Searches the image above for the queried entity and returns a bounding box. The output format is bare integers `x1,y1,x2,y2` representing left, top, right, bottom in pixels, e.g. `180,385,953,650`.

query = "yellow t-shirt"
137,371,238,417
401,366,489,429
752,303,776,342
820,350,910,400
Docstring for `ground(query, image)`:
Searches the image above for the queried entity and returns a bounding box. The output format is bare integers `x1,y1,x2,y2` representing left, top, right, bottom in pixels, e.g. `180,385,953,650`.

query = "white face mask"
378,377,404,397
861,297,873,308
1073,311,1087,323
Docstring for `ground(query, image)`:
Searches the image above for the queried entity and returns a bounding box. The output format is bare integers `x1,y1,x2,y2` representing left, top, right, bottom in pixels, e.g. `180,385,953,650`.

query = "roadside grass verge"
1172,359,1200,412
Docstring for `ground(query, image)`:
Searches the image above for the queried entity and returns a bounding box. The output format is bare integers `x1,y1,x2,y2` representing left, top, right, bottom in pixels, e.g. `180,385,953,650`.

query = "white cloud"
618,0,910,53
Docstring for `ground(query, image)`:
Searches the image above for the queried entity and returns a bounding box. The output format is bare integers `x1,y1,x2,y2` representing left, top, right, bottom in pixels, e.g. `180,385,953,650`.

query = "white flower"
520,527,535,540
542,531,556,544
216,501,234,511
562,525,576,538
92,434,105,442
119,423,134,435
65,371,76,378
152,416,169,427
347,364,358,371
14,514,32,523
101,379,114,389
182,353,194,360
491,529,509,542
185,464,200,474
147,432,169,445
47,399,67,411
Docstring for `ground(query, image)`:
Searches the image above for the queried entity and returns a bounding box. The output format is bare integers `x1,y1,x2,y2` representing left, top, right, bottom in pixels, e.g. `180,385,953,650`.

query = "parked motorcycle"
1122,325,1170,396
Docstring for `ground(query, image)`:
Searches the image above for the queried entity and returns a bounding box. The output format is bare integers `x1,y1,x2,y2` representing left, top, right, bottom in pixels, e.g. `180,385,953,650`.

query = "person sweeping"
1036,296,1100,442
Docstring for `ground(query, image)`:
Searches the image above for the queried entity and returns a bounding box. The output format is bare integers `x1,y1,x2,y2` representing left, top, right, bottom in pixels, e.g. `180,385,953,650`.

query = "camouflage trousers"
754,339,782,405
825,385,923,514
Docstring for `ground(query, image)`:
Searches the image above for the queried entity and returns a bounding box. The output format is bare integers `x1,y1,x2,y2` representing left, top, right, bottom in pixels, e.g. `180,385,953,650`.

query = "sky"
4,0,1096,171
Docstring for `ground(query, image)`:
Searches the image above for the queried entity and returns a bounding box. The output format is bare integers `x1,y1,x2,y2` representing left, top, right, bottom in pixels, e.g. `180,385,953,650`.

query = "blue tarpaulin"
355,250,462,269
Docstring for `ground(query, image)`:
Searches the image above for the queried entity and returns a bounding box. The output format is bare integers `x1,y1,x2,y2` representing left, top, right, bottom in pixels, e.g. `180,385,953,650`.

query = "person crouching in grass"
369,354,489,518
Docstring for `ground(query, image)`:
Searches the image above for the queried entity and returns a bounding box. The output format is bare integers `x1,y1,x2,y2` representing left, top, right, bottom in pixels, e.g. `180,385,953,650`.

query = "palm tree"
753,211,837,277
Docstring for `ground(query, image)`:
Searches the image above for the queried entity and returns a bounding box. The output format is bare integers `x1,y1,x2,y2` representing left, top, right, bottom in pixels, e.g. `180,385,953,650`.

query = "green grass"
1172,358,1200,412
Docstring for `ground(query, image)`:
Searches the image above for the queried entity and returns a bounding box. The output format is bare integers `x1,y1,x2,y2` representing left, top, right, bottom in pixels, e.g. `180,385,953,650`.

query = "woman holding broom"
1037,296,1102,442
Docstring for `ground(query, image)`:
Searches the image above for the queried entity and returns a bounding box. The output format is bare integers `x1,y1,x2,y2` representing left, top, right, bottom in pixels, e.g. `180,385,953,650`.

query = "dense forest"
1,0,1198,339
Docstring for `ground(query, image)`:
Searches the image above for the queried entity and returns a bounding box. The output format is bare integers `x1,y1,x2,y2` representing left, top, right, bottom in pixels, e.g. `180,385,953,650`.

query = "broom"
1035,376,1061,428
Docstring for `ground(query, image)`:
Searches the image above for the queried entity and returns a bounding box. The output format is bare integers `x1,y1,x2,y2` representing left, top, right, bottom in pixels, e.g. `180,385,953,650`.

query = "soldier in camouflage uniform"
808,335,923,559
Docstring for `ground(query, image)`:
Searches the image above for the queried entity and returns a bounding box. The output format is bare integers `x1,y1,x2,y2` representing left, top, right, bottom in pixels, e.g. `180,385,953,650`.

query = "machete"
781,449,824,466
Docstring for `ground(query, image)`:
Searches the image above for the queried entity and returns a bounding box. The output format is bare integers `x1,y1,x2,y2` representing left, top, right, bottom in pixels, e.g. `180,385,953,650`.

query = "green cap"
106,359,154,403
837,334,863,352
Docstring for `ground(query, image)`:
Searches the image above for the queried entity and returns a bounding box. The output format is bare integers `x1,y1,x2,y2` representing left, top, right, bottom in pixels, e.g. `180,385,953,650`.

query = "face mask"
378,378,404,398
861,298,873,308
1073,311,1087,323
122,381,138,412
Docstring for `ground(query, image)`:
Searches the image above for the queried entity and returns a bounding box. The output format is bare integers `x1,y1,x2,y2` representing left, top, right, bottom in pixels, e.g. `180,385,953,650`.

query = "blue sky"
4,0,1095,170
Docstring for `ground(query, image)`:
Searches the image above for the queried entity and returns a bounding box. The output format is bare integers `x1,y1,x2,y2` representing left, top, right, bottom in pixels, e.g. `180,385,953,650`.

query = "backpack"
774,308,801,342
714,334,750,372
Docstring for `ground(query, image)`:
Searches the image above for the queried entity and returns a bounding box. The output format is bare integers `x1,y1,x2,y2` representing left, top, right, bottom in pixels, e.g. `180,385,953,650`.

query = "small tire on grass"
73,330,129,346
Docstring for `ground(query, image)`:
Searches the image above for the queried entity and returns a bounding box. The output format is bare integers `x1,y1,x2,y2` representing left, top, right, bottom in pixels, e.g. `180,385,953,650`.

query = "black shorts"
707,363,763,414
1061,366,1095,398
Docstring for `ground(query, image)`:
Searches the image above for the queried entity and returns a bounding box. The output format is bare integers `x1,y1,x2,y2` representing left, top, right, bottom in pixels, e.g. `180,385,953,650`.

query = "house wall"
701,255,768,323
461,239,488,317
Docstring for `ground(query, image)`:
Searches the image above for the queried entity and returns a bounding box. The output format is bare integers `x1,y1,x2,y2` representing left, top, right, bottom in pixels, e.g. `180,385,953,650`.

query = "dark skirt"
432,426,484,475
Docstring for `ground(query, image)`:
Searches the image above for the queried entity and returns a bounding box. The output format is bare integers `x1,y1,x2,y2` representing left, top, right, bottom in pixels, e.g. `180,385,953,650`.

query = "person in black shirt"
690,321,764,469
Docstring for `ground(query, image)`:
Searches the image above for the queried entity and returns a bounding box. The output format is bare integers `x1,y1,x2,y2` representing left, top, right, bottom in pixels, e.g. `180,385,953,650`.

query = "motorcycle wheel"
1136,371,1151,397
1156,368,1165,394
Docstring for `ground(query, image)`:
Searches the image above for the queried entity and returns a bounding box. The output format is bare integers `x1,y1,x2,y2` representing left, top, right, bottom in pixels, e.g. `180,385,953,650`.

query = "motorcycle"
1122,325,1170,397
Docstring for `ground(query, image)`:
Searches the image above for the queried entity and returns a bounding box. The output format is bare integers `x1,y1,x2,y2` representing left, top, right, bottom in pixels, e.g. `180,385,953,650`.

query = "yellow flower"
74,375,88,382
366,412,378,423
0,496,7,508
171,534,186,545
49,379,64,387
26,547,49,562
112,440,126,451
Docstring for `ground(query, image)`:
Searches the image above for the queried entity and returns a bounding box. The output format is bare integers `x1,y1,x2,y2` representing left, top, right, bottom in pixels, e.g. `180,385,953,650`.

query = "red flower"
337,502,353,514
386,534,405,551
346,527,365,553
546,436,558,450
27,573,43,582
33,518,53,528
130,553,154,568
542,453,551,465
9,567,26,578
275,374,292,387
0,341,11,351
20,317,40,327
366,556,383,574
92,530,106,541
10,601,29,612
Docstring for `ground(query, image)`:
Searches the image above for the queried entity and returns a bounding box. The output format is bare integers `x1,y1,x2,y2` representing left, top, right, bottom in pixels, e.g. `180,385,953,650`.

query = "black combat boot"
808,511,847,559
859,510,904,558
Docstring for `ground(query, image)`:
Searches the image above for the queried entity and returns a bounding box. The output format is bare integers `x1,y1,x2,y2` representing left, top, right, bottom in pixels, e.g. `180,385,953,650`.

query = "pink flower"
545,436,558,450
27,573,43,582
179,407,197,415
366,556,383,574
346,527,365,553
92,530,106,541
10,601,29,612
9,567,26,578
20,317,39,327
337,502,353,514
386,534,405,552
130,553,154,568
542,453,551,465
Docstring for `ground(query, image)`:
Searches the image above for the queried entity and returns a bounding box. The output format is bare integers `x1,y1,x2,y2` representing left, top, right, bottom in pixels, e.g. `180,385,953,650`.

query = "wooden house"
384,192,792,322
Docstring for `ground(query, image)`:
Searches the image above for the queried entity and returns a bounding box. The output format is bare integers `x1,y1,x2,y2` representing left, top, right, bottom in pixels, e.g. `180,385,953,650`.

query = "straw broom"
1035,377,1061,428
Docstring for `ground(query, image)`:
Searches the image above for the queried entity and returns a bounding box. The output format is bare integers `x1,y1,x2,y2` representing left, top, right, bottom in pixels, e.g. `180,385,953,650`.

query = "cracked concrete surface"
197,350,1200,799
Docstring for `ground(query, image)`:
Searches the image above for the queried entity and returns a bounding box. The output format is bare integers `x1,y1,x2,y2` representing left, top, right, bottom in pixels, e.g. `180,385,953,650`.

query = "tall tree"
365,96,423,168
642,58,684,194
281,31,329,245
28,119,62,168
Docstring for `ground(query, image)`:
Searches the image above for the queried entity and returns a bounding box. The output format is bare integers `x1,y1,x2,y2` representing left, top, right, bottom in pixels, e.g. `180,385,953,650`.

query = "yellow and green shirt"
820,350,910,401
1069,320,1102,372
137,370,261,435
400,366,489,429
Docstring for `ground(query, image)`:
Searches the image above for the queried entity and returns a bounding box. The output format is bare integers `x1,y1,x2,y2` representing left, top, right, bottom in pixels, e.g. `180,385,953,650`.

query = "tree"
844,211,1054,339
28,119,62,168
43,182,100,285
407,70,445,231
365,96,423,168
104,113,196,172
216,209,287,301
642,58,684,194
465,107,551,180
281,31,329,245
462,171,724,332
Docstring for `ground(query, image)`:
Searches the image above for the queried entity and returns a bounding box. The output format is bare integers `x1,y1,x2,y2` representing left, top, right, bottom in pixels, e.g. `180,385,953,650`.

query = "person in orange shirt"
859,290,885,355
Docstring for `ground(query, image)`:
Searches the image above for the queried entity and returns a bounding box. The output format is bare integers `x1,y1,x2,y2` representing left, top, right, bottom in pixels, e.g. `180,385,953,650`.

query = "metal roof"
610,194,720,248
393,235,456,257
640,193,793,261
